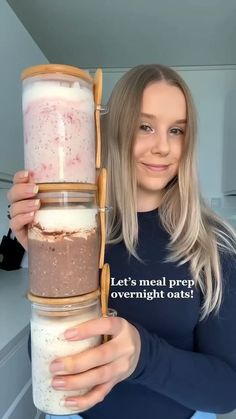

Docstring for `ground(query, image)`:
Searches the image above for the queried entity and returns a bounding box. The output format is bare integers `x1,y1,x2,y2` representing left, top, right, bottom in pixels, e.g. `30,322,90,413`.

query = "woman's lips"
141,163,170,172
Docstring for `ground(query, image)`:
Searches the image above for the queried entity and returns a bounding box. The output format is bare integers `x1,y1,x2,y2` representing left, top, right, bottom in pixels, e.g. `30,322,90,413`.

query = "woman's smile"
140,162,170,172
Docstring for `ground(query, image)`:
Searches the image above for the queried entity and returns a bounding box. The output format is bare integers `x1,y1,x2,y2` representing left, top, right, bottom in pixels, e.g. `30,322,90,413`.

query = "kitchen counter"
0,268,30,358
0,268,37,418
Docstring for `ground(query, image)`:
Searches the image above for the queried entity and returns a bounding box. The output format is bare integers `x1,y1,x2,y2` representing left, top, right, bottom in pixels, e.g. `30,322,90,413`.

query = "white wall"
0,0,48,176
0,0,48,238
99,66,236,218
180,67,236,200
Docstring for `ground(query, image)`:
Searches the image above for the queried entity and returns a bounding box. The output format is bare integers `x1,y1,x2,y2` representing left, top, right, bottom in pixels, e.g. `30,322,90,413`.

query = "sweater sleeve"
128,252,236,414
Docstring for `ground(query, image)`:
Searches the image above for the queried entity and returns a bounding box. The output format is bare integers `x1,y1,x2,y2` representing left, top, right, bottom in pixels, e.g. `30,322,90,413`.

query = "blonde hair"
101,64,236,320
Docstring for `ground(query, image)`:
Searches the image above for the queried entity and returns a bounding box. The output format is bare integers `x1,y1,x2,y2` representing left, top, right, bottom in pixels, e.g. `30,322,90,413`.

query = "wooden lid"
38,183,97,192
27,289,100,305
21,64,93,83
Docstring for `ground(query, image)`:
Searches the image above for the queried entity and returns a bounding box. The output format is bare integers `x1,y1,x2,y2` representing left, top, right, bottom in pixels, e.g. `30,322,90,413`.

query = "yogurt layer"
32,207,98,233
31,305,101,414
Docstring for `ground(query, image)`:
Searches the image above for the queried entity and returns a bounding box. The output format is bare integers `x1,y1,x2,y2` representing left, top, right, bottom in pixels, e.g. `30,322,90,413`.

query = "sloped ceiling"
7,0,236,68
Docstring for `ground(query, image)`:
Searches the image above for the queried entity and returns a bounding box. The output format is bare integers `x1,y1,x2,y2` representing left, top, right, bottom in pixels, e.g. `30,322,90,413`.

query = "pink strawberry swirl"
23,98,95,183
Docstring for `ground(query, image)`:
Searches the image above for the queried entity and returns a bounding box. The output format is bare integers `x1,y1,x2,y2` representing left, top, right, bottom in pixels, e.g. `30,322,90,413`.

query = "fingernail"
63,399,78,407
64,328,78,340
26,185,38,194
19,171,28,179
24,212,34,218
52,378,66,389
28,199,40,208
50,361,64,373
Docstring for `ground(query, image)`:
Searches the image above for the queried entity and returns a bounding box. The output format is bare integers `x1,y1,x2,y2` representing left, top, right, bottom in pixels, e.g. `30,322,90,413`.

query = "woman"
7,64,236,419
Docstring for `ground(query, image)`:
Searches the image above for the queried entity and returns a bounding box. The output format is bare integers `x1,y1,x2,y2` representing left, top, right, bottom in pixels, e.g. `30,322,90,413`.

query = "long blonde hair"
101,64,236,320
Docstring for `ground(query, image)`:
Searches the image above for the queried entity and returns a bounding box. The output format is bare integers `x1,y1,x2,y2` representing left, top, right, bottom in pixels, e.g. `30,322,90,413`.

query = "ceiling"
7,0,236,68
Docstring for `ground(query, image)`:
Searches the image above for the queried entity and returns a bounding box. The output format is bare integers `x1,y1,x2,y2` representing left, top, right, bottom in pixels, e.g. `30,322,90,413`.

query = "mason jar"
21,64,96,184
28,184,100,297
28,290,101,415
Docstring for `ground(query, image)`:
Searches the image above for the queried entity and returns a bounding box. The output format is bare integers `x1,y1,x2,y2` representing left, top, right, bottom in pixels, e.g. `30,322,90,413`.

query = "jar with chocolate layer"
28,290,101,415
28,184,100,297
21,64,96,184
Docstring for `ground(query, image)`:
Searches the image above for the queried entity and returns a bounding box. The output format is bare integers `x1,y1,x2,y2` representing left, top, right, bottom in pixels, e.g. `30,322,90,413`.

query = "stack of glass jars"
21,64,108,415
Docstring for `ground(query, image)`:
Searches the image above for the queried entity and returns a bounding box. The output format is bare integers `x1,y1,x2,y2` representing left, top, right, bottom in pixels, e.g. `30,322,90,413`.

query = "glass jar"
28,184,100,297
21,64,96,184
28,290,101,415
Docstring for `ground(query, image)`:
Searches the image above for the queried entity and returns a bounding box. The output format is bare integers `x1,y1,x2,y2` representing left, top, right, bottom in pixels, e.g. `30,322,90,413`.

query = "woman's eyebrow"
140,112,156,120
174,119,187,124
140,113,187,124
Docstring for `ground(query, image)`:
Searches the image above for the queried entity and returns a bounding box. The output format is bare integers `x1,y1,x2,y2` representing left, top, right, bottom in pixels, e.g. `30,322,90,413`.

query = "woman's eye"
170,127,184,136
139,124,154,134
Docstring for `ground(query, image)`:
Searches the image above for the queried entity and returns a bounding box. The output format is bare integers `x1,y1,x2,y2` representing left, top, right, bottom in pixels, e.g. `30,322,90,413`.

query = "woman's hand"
50,316,141,412
7,170,40,250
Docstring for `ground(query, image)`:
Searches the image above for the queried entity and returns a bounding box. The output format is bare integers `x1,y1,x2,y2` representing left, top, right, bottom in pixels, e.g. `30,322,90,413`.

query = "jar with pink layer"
21,64,96,184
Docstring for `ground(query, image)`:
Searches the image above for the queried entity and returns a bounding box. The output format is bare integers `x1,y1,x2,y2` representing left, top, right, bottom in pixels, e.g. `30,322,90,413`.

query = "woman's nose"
151,131,170,155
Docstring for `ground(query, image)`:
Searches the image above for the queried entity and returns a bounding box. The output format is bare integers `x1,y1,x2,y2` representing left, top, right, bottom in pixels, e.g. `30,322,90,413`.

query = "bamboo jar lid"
36,183,98,204
38,183,97,192
21,64,93,83
27,289,101,317
28,289,100,304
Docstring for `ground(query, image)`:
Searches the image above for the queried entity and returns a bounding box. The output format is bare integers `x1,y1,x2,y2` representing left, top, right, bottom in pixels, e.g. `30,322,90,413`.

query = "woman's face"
133,81,187,210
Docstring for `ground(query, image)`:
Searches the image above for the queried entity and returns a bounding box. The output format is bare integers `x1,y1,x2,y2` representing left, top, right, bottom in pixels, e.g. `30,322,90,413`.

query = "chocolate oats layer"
28,226,100,297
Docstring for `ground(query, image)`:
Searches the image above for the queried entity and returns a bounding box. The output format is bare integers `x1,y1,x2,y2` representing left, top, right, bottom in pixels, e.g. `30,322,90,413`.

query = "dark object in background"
0,229,25,270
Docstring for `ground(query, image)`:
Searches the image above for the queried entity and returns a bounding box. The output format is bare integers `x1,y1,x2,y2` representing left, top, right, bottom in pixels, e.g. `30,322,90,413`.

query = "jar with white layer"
21,64,96,184
28,184,100,297
28,290,101,415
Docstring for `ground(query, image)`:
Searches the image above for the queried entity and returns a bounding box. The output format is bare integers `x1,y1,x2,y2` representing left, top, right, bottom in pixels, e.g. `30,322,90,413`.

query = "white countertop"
0,268,30,357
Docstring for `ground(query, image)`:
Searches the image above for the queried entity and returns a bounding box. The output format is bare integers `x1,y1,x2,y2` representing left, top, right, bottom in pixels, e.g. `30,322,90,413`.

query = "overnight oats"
28,187,100,297
21,64,96,184
28,291,101,415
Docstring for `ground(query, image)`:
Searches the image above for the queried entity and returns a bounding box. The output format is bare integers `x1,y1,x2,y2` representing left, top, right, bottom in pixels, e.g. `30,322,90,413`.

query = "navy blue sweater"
83,209,236,419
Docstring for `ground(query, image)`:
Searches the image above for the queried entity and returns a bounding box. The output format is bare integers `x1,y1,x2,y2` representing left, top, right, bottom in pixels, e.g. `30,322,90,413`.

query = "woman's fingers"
6,170,38,250
50,318,126,376
62,381,115,412
9,212,35,232
9,212,35,250
8,225,29,250
7,170,38,203
50,318,139,379
64,316,123,341
50,319,141,411
50,337,122,376
9,199,40,219
13,170,29,184
52,357,128,392
7,183,38,204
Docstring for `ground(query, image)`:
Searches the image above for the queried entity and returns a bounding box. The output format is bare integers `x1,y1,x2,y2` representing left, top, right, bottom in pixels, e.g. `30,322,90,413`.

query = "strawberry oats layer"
23,79,95,183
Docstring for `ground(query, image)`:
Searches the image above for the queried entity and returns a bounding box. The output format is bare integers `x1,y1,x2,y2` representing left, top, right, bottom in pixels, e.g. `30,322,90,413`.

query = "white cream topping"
33,207,98,232
22,79,94,112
